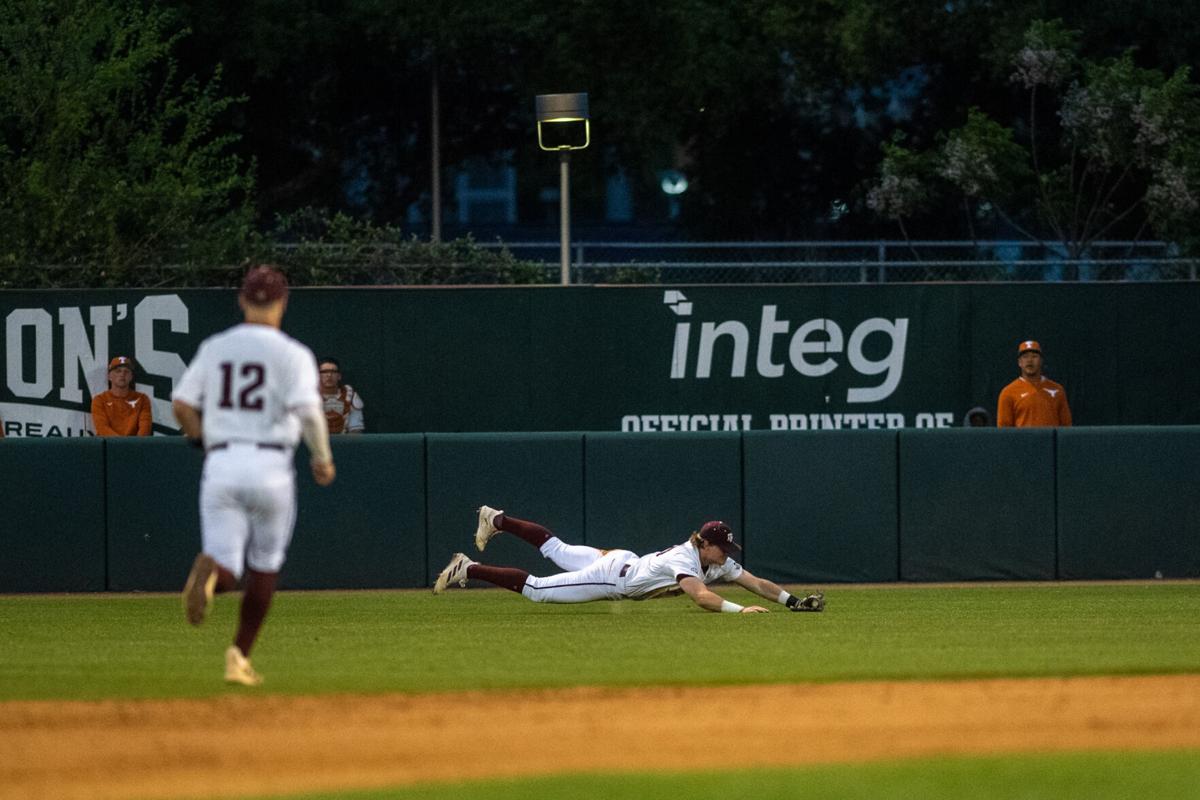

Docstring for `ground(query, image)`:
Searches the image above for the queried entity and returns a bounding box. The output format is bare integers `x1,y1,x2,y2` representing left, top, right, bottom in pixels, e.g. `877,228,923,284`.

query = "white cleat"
433,552,475,594
474,505,503,552
182,554,218,626
224,645,263,686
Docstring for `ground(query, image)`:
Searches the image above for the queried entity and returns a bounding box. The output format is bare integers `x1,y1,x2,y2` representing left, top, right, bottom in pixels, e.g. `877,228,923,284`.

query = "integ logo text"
664,290,908,403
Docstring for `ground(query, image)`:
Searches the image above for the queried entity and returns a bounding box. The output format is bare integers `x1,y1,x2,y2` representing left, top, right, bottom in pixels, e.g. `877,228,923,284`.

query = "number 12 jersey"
172,323,322,448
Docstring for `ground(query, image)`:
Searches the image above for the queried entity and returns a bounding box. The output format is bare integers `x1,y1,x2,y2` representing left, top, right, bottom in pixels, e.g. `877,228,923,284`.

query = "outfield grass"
262,751,1200,800
0,582,1197,700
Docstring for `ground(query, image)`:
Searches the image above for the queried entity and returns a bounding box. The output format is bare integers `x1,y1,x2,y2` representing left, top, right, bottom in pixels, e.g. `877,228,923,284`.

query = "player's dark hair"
240,263,289,305
318,357,341,371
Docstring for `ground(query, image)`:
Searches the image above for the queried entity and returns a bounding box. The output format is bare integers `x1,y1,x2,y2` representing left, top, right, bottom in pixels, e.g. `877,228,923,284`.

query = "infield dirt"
3,673,1200,799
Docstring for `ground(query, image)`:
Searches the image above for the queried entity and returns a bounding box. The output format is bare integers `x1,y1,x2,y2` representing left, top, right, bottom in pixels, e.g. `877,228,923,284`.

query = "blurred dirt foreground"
3,674,1200,800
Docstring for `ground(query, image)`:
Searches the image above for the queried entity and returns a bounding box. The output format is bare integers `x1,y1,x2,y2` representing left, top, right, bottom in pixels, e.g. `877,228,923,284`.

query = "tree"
868,19,1200,259
0,0,254,280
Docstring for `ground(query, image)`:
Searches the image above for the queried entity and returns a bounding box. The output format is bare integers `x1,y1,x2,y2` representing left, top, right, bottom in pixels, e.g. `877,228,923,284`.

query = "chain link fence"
6,240,1196,288
482,240,1199,284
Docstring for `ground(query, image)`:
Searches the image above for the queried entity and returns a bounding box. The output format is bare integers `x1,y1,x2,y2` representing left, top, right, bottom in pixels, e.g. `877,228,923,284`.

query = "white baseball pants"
520,538,636,603
199,444,296,577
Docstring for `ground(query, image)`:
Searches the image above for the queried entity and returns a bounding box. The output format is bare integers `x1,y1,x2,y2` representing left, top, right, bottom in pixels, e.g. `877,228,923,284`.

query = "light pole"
535,92,590,285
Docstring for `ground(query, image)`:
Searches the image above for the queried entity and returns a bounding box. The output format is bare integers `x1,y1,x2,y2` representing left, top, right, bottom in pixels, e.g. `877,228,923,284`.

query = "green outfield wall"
1,428,1196,593
0,438,106,591
900,428,1057,581
3,283,1200,439
743,430,899,583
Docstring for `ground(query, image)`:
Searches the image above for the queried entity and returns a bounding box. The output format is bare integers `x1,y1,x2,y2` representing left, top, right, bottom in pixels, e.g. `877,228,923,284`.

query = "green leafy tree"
0,0,254,282
869,19,1200,259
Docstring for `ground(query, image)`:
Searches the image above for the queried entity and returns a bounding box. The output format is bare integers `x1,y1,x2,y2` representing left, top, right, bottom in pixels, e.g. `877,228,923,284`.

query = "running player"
173,264,336,685
434,506,825,614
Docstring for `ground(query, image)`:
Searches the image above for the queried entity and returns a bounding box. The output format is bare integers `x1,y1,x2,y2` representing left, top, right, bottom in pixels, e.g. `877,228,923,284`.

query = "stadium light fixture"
535,92,590,284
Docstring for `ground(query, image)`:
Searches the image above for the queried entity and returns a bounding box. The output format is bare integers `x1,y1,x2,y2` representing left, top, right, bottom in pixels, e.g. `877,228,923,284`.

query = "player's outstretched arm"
735,570,825,612
679,576,767,614
734,569,787,602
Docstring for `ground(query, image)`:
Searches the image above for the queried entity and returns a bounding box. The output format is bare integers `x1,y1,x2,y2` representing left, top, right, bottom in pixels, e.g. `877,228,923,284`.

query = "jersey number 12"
218,362,266,410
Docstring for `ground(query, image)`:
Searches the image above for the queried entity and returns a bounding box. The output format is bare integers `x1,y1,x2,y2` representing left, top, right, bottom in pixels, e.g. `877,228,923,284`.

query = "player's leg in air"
183,479,246,627
436,505,627,602
182,552,239,626
474,505,605,570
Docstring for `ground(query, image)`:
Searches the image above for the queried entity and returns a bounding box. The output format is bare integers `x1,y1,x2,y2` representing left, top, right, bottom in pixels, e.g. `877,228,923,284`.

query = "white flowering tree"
868,19,1200,263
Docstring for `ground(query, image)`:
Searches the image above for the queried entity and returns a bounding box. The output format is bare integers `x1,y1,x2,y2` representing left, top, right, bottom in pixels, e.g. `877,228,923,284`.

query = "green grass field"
3,582,1198,799
2,582,1197,701
268,753,1200,800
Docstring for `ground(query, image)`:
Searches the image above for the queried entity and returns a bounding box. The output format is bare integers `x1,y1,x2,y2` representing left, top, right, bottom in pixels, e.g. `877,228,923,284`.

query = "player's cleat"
474,505,503,552
433,552,475,594
182,553,219,626
224,645,263,686
794,592,825,612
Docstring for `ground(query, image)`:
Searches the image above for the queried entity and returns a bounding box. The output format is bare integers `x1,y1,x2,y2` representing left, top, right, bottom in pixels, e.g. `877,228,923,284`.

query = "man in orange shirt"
91,356,153,436
996,340,1072,427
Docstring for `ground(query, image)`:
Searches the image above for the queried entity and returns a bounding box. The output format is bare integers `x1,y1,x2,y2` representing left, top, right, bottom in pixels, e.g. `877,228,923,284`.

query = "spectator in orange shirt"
996,340,1072,428
91,356,153,436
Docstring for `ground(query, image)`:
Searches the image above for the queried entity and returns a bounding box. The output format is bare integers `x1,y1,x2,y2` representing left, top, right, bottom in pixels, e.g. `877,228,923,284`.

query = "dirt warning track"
3,674,1200,800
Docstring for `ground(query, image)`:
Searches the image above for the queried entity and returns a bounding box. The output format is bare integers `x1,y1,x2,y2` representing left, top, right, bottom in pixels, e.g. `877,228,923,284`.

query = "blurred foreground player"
172,265,336,685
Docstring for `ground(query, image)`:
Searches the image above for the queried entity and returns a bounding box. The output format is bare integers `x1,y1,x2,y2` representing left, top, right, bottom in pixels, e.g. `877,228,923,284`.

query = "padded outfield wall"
2,283,1199,437
0,429,1196,593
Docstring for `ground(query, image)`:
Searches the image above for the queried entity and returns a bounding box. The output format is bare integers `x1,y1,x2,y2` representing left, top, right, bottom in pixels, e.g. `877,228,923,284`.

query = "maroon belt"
619,563,632,578
207,442,287,453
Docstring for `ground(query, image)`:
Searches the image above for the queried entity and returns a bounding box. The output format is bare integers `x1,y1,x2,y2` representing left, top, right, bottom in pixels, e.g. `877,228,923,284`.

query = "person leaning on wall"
996,340,1072,428
91,356,153,436
317,357,365,434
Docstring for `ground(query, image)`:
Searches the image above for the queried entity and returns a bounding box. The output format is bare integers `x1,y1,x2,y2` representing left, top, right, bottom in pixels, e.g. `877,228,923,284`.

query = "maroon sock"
214,565,238,593
234,569,277,656
496,514,552,548
467,564,529,594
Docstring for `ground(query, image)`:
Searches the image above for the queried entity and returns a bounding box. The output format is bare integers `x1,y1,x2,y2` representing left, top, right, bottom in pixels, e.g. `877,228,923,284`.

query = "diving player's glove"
787,592,825,612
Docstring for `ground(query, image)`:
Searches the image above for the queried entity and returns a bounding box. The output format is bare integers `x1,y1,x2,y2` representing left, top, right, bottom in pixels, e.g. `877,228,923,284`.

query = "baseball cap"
698,520,741,555
108,356,134,371
1018,339,1042,355
240,264,289,305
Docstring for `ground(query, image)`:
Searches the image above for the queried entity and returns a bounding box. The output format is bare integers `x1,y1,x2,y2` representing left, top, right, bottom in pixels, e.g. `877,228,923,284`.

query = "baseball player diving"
434,506,825,614
173,264,336,686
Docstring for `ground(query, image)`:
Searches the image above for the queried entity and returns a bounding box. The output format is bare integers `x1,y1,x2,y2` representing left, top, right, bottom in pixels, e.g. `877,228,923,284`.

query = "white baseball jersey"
172,323,321,447
171,322,321,576
620,540,743,599
519,537,742,604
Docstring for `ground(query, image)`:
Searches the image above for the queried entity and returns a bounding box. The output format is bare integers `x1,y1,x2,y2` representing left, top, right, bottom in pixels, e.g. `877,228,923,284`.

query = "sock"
467,564,530,594
496,514,552,548
215,565,238,593
234,569,277,656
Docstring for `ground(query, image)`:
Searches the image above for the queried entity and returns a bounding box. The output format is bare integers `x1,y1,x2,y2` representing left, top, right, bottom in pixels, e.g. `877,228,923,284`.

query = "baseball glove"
790,591,825,612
